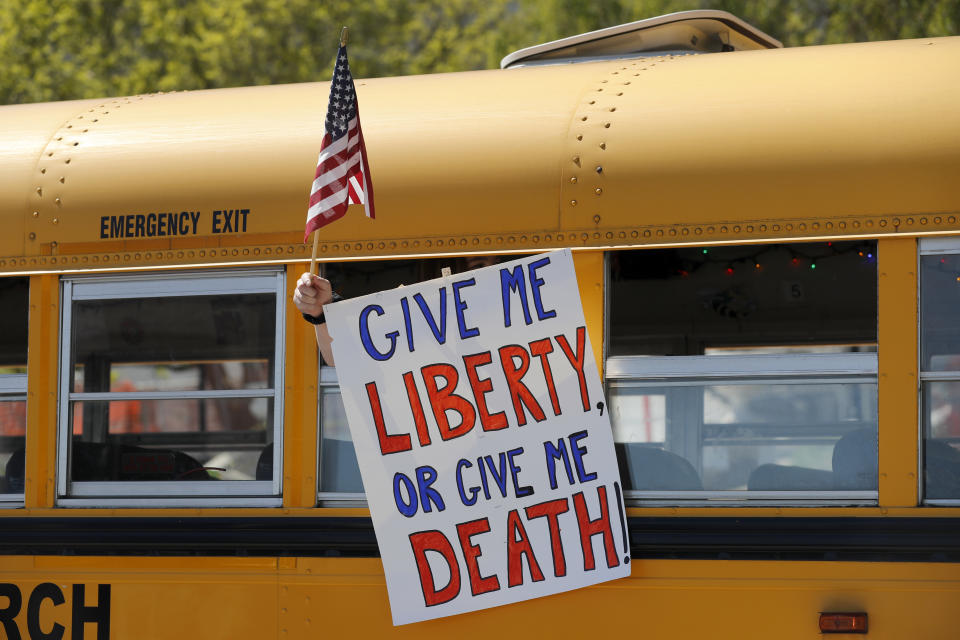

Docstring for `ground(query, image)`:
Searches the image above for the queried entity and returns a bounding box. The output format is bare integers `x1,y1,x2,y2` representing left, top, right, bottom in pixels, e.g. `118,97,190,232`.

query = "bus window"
316,256,502,503
607,242,878,502
920,239,960,503
319,366,362,497
0,277,28,504
57,269,285,506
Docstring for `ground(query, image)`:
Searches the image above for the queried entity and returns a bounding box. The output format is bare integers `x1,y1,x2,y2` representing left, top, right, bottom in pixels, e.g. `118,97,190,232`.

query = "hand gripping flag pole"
307,26,376,274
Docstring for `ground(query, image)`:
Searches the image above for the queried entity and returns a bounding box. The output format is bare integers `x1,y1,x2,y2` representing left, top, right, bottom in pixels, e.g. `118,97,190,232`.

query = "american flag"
305,44,375,242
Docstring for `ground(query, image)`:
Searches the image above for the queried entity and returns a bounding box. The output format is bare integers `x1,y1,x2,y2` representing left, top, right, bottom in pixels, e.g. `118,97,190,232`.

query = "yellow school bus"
2,9,959,639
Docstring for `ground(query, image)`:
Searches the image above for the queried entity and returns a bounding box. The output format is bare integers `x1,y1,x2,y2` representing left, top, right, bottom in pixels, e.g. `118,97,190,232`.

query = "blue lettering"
528,257,557,321
240,208,250,231
212,210,222,233
478,454,492,500
111,216,123,238
544,439,575,490
100,216,109,239
482,453,509,498
416,465,446,513
507,447,534,497
452,278,479,339
414,290,447,344
358,304,399,361
500,265,532,327
157,212,167,236
401,297,414,352
569,430,597,483
147,213,157,236
190,211,201,234
456,459,479,506
393,473,418,517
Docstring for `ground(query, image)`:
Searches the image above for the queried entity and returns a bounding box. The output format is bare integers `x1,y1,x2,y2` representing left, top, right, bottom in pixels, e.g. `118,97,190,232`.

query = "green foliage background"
1,0,957,104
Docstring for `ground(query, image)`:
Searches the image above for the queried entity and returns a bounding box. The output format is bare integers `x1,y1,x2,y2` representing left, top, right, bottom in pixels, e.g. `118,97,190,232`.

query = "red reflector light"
819,612,868,634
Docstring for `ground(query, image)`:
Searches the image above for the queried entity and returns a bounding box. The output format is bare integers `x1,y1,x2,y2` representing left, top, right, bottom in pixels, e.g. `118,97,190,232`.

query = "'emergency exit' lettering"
98,209,251,239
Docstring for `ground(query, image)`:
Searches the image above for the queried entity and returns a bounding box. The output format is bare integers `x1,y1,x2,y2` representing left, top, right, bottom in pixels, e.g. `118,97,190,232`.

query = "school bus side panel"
2,557,278,640
3,555,958,639
275,557,960,639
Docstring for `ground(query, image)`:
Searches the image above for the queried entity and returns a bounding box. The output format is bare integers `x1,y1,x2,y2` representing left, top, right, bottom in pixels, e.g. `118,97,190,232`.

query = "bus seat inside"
3,447,24,493
925,439,960,499
747,428,878,492
617,444,703,490
70,441,213,481
321,438,364,493
255,442,273,481
832,428,878,490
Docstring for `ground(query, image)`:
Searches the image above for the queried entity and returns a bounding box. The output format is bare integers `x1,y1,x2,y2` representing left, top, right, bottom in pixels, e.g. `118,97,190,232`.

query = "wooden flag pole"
310,231,320,275
309,26,350,276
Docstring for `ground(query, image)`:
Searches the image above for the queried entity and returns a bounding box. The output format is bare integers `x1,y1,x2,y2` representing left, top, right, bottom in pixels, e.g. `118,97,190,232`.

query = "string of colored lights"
676,241,876,277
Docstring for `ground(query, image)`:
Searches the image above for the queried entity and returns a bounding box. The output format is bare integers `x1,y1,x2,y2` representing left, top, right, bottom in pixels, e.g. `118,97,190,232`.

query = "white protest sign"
325,249,631,626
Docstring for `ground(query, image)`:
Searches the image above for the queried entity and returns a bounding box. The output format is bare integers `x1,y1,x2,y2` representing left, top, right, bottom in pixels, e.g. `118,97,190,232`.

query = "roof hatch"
501,10,782,68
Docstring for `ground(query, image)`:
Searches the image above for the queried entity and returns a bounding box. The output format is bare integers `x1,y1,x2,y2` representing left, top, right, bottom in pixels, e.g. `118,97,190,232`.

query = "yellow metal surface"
3,555,959,639
0,38,956,273
2,556,277,640
282,264,320,508
24,274,59,508
560,40,960,236
877,238,920,506
0,99,102,263
282,557,960,639
572,250,605,374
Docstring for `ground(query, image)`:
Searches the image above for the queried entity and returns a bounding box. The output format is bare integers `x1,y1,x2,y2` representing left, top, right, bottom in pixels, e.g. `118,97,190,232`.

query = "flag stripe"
308,188,352,220
356,122,376,219
347,175,363,204
314,119,357,168
310,152,361,201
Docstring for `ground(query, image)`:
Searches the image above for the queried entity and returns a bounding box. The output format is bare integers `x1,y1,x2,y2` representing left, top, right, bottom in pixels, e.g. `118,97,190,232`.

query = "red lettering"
422,364,476,440
529,338,561,416
463,352,508,432
573,486,619,571
556,326,590,412
525,497,570,577
366,381,411,455
409,530,461,607
498,345,546,427
456,518,500,596
403,371,431,447
506,509,545,587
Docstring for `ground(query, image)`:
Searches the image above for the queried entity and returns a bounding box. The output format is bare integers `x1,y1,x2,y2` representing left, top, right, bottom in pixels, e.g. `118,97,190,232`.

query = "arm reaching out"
293,272,336,366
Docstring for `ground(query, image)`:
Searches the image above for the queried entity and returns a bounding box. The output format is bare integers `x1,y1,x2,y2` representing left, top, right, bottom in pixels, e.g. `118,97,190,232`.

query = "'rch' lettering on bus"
0,583,110,640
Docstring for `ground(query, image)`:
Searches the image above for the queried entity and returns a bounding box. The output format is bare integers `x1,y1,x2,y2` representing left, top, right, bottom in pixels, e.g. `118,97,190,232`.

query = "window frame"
0,373,27,507
604,249,880,506
56,268,285,507
919,237,960,506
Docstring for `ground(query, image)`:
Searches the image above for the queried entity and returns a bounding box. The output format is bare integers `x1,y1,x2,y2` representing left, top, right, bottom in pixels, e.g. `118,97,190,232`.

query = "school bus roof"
0,35,958,271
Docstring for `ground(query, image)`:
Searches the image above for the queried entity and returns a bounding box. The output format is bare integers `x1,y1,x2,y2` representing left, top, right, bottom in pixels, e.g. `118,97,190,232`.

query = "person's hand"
293,273,334,317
